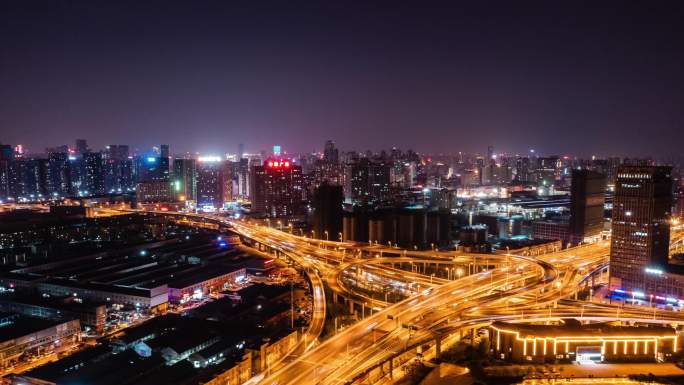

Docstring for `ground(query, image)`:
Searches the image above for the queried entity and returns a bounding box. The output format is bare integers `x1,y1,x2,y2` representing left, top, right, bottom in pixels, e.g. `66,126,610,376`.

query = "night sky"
1,1,683,157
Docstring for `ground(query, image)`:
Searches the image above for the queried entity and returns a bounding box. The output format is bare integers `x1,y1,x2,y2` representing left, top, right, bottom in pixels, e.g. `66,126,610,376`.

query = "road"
115,210,684,385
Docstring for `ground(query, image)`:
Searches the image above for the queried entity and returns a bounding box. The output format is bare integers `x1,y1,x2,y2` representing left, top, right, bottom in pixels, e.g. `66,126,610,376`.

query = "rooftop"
492,320,676,339
0,314,73,342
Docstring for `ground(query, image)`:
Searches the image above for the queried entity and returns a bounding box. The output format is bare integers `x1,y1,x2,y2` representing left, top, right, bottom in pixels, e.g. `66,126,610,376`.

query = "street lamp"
324,231,329,241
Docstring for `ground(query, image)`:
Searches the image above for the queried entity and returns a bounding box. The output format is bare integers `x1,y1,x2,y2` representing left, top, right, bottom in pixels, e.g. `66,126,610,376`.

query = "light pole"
324,231,329,241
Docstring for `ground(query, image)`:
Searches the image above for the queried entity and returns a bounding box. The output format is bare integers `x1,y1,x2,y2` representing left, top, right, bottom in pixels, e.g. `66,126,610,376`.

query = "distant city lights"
198,155,222,162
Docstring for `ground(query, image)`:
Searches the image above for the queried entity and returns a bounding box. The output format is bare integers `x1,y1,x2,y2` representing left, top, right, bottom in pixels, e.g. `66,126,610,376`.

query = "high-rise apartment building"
47,152,72,196
347,158,391,204
173,158,197,202
82,152,105,195
103,145,132,193
250,159,303,217
196,159,225,208
609,165,672,294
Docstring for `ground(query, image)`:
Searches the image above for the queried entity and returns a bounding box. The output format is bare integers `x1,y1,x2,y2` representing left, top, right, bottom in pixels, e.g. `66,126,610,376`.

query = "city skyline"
5,2,684,384
2,1,684,156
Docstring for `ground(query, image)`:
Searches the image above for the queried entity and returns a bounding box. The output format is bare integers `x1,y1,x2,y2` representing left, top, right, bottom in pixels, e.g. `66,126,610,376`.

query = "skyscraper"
609,165,672,294
250,158,303,217
196,158,225,208
569,169,606,244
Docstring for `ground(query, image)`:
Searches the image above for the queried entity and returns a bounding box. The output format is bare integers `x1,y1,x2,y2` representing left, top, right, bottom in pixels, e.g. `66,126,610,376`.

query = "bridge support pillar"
389,358,393,379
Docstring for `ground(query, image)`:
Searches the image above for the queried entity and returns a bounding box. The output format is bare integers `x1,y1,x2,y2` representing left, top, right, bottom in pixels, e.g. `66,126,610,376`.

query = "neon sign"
266,159,291,169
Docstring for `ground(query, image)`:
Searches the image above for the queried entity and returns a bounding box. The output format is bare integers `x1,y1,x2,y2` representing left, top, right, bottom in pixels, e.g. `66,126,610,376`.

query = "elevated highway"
114,209,684,385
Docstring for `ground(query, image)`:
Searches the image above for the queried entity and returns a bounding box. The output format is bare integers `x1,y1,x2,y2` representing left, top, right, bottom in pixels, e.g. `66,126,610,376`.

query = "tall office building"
569,169,606,244
609,165,672,294
136,152,168,183
250,159,303,217
312,183,343,241
173,158,197,201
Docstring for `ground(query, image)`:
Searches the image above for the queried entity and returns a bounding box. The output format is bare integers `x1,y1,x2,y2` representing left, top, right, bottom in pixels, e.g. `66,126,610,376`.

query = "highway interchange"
133,210,684,385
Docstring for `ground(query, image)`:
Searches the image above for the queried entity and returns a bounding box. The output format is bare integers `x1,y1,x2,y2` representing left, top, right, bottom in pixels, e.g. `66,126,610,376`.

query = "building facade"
250,159,303,217
609,165,673,295
569,169,606,243
491,320,678,363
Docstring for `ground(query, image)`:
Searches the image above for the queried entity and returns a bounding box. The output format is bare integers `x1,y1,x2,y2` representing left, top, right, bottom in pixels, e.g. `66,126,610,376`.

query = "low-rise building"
0,313,81,370
166,266,247,304
490,319,678,364
0,294,106,333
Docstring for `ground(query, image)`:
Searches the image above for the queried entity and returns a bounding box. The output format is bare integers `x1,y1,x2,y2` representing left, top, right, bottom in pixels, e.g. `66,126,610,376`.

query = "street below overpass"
126,210,684,385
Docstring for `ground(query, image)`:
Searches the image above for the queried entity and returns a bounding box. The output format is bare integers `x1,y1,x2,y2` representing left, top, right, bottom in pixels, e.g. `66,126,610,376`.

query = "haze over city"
2,1,684,156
